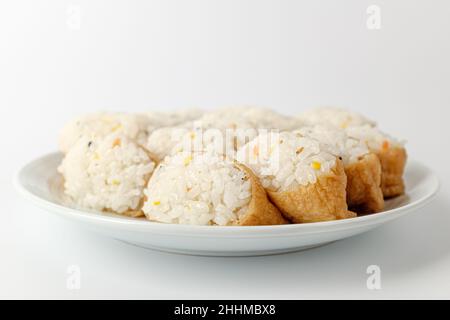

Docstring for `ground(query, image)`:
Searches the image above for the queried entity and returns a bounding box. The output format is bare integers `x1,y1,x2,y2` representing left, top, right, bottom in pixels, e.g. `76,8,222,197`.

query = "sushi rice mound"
237,131,336,191
345,124,407,199
295,125,369,165
59,109,203,155
146,109,286,162
144,108,204,131
142,152,252,226
205,106,300,131
298,107,376,129
145,126,191,162
56,107,407,225
192,110,259,151
144,107,302,162
170,126,249,159
146,125,238,163
186,106,302,153
58,112,151,153
345,124,404,151
58,133,155,214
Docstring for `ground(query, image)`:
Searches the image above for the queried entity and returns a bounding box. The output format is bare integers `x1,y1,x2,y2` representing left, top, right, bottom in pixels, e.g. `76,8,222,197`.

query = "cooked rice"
144,107,300,162
142,152,252,225
58,112,151,153
236,131,336,191
296,125,369,165
144,108,204,132
145,126,191,162
193,111,258,147
190,107,300,152
345,124,404,151
58,133,155,214
298,107,376,129
207,106,300,130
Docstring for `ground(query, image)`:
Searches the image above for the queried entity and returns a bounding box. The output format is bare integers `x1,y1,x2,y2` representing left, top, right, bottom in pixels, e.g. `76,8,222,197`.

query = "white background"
1,0,449,299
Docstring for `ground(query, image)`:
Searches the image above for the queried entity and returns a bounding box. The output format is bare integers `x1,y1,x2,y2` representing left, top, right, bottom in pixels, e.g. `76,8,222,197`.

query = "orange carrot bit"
382,140,390,151
112,138,121,147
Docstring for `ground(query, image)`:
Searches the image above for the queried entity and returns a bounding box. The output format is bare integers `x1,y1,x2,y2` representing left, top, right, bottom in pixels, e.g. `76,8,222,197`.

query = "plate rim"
13,152,440,236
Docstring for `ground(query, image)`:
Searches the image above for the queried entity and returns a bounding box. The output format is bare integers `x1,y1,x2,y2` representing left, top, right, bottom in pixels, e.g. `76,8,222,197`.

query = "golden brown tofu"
376,147,407,198
237,164,289,226
345,153,384,214
267,159,356,223
122,196,147,218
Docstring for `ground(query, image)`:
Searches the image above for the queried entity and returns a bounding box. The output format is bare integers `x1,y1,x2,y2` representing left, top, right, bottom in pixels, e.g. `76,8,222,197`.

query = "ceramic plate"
14,153,439,256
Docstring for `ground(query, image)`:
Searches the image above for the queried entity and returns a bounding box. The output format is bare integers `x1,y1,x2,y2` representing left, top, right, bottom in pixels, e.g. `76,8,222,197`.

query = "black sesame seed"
88,141,93,147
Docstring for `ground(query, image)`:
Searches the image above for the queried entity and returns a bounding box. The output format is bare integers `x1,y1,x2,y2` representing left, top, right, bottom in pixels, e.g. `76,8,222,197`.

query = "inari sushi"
188,107,301,152
59,109,204,155
142,152,287,226
297,126,384,214
58,133,156,216
346,125,407,198
146,125,237,163
237,131,356,223
58,112,152,154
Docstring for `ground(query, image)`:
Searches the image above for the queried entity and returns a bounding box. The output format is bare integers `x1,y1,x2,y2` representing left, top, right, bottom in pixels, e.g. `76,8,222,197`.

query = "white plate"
14,152,439,256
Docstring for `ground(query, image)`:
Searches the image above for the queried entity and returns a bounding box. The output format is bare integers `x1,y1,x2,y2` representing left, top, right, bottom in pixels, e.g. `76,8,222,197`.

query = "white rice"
236,131,336,191
145,126,191,162
58,112,152,153
297,107,376,129
296,125,369,165
59,109,204,155
144,108,204,132
194,109,258,132
173,127,243,158
142,152,252,226
144,107,300,162
208,106,300,130
187,107,295,155
345,124,404,151
58,133,155,214
147,125,249,163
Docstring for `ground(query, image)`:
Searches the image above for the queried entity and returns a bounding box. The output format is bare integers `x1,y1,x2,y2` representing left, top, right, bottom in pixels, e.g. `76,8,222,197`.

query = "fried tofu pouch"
345,153,384,214
237,164,288,226
376,146,407,198
267,159,356,223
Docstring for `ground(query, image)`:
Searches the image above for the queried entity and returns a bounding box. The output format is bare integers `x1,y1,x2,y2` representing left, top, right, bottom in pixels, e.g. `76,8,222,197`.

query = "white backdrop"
1,0,449,299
